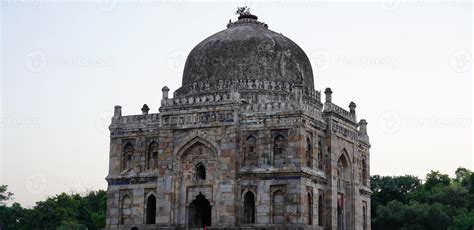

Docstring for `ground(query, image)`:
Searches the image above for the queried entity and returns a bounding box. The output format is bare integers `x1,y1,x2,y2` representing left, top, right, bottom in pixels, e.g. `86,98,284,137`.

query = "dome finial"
236,6,257,20
236,6,251,16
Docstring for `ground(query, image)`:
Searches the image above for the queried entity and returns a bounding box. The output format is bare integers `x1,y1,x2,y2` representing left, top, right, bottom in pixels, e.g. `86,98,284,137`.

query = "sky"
1,0,472,207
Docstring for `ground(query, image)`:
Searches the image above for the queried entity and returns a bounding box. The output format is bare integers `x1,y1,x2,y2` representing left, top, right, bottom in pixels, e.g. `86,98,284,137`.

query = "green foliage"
0,185,14,205
449,211,474,230
371,175,421,218
425,170,451,191
0,189,107,230
90,212,106,229
372,167,474,230
374,201,451,230
57,220,87,230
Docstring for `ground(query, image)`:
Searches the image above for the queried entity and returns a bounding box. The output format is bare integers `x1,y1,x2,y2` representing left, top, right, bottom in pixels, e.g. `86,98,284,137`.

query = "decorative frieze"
173,79,320,102
240,101,321,118
161,92,234,107
175,79,293,95
161,110,234,127
111,113,161,126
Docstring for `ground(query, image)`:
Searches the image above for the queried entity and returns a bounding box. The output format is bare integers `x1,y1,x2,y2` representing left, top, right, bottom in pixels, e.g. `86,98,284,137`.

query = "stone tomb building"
106,12,372,230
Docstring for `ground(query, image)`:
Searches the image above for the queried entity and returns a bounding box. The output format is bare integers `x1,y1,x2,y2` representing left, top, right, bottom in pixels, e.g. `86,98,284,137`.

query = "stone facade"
106,12,371,230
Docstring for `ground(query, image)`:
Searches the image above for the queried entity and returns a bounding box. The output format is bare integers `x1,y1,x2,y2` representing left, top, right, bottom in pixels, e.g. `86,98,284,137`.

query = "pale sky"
1,0,472,207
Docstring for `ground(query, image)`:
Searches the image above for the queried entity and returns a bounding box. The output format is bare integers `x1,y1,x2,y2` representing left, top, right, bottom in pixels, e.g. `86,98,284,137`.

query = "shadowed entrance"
188,193,211,228
146,195,156,224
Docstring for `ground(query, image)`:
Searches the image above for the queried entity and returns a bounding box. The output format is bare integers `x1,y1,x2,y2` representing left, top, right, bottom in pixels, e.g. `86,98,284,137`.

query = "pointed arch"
338,148,352,166
147,141,159,170
318,194,324,226
317,140,323,170
244,135,257,167
273,135,286,166
122,142,134,171
337,149,352,230
306,136,313,168
145,194,156,224
243,190,255,223
120,195,132,225
337,151,351,181
363,204,367,230
307,192,313,225
272,190,285,224
176,135,219,160
195,163,206,180
144,191,157,201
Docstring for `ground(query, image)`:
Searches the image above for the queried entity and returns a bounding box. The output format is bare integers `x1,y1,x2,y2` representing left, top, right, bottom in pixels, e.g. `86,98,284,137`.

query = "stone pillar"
114,105,122,118
324,88,332,103
141,104,150,115
349,101,356,115
358,119,370,144
162,86,170,99
161,86,170,108
230,86,240,101
294,84,303,105
359,119,368,135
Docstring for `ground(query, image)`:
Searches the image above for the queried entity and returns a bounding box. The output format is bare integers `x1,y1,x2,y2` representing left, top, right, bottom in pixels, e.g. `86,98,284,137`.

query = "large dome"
181,14,314,89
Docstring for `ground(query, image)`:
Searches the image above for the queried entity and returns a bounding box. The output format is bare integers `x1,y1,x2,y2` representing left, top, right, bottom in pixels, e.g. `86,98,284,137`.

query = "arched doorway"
318,194,324,226
244,136,257,167
188,193,211,227
243,191,255,223
307,192,313,225
363,205,367,230
336,153,351,230
306,137,313,168
145,194,156,224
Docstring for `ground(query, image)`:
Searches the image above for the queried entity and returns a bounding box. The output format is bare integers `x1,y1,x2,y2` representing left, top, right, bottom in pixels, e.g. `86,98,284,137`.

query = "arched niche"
242,190,256,224
336,149,352,230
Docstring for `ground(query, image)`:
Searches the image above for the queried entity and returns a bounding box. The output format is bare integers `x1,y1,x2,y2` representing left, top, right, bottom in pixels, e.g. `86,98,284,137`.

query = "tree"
455,168,471,182
371,175,421,218
425,170,451,191
57,220,87,230
373,201,451,230
426,183,468,208
449,211,474,230
371,175,421,204
0,185,13,205
0,190,107,229
372,167,474,230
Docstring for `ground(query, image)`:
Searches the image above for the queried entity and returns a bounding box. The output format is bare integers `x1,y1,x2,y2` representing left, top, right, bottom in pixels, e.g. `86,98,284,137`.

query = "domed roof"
181,13,314,89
